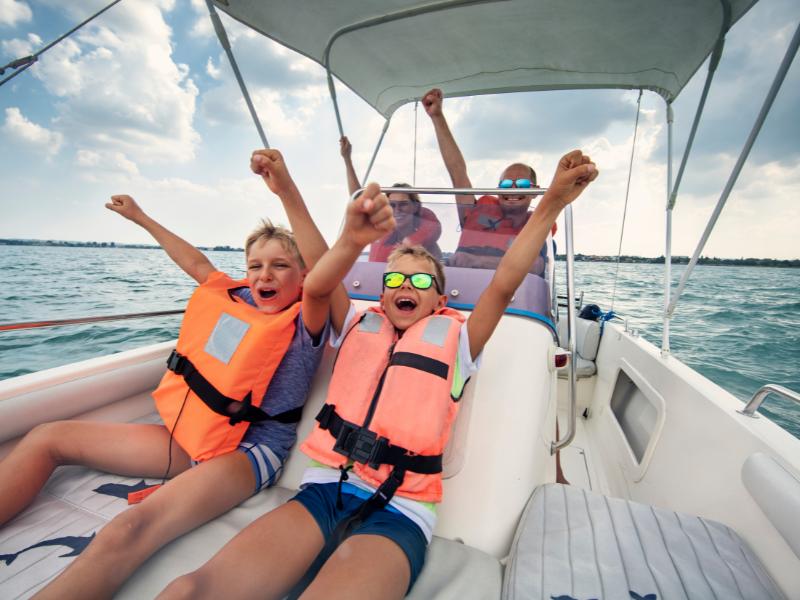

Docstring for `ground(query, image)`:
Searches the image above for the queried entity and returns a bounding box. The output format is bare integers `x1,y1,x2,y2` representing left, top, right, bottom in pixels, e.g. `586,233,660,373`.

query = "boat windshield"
360,199,553,278
347,198,556,330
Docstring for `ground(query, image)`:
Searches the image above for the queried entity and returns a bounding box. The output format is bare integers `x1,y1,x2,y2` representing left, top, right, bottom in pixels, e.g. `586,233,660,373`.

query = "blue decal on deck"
93,479,151,499
630,593,657,600
0,533,96,566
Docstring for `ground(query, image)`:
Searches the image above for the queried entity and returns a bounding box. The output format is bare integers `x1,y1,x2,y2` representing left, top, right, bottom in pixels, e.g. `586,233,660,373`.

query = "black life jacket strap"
286,468,406,600
315,404,442,475
166,350,302,426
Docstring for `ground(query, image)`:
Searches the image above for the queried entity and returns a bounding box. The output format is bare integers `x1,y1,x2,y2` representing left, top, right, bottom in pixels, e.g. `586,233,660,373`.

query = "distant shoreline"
0,239,244,252
2,240,797,267
555,254,800,268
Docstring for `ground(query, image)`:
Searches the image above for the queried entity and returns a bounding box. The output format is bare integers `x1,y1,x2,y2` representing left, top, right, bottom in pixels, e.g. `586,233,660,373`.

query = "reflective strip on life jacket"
153,271,300,463
300,306,465,503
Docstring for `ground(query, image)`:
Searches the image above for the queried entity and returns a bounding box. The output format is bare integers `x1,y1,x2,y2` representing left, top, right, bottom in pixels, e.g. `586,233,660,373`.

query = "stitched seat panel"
503,483,784,600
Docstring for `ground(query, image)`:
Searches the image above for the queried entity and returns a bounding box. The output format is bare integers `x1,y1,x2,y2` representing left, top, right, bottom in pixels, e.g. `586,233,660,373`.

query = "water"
1,246,799,438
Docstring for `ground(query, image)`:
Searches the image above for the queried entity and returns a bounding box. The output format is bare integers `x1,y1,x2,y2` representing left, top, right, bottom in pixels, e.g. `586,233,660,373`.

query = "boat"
1,0,799,598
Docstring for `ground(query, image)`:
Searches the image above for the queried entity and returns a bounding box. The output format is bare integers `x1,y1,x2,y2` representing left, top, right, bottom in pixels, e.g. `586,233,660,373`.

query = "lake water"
1,245,798,438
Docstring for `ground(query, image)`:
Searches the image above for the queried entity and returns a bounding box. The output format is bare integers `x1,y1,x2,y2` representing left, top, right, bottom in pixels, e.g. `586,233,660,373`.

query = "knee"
160,571,208,600
19,422,72,464
99,505,155,552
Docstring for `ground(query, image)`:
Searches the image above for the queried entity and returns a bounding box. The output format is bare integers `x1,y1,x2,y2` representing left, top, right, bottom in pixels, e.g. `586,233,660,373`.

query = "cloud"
75,149,139,181
0,0,32,27
2,33,40,59
4,0,200,164
2,108,64,155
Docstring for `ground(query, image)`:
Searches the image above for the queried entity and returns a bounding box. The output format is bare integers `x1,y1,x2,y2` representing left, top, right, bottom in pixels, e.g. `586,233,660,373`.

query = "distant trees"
554,254,799,268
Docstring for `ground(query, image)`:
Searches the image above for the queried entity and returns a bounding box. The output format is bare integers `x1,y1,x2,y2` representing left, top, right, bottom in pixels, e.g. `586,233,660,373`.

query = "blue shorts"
191,442,284,495
291,482,427,592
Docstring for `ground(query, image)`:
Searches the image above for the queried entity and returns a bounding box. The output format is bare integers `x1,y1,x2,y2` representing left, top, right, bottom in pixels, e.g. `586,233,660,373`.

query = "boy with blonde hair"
0,151,338,600
159,149,597,600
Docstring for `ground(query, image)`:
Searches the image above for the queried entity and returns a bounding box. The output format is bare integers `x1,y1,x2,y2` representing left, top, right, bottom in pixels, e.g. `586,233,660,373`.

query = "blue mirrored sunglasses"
498,178,538,189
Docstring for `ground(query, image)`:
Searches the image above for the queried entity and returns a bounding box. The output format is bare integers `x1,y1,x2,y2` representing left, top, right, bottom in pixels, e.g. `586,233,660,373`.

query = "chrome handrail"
349,186,548,201
738,384,800,419
0,310,186,332
552,203,576,454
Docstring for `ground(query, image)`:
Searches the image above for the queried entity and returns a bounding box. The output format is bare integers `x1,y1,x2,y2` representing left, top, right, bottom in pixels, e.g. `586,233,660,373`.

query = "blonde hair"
245,218,306,270
386,239,446,291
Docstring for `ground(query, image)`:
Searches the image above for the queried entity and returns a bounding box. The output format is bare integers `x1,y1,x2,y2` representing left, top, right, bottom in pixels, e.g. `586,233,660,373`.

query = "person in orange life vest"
157,150,598,600
340,135,442,261
421,88,554,275
4,151,334,600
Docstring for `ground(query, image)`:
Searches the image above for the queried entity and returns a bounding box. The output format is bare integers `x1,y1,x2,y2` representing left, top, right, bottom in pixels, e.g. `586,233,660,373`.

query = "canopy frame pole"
205,0,269,149
362,118,391,186
327,72,345,138
669,0,731,210
665,18,800,321
663,101,674,357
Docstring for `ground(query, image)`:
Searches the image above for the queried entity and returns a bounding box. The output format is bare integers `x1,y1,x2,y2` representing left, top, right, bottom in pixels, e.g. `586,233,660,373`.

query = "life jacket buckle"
166,350,186,374
333,421,389,470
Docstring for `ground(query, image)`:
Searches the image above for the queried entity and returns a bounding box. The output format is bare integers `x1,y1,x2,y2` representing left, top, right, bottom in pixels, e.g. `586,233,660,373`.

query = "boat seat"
557,319,600,379
503,483,783,600
1,410,502,600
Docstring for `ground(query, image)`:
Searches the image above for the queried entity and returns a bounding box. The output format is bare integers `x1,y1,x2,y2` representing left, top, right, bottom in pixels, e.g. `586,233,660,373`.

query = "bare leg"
556,420,569,485
158,500,324,600
31,445,255,600
0,421,190,527
303,534,411,600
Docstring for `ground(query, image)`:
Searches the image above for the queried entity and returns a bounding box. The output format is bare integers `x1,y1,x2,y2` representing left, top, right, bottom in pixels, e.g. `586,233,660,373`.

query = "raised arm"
467,151,599,360
422,88,476,207
340,136,361,197
105,195,215,285
305,184,394,303
250,149,351,335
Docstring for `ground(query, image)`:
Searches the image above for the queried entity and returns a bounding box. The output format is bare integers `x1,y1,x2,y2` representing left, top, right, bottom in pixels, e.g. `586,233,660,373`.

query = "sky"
1,0,799,259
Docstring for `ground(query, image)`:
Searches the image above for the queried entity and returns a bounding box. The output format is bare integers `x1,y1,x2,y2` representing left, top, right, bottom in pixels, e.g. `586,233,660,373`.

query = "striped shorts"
190,442,284,495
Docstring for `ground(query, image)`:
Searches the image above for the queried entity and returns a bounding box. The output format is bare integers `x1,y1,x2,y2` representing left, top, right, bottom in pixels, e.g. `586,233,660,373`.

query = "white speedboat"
1,1,799,598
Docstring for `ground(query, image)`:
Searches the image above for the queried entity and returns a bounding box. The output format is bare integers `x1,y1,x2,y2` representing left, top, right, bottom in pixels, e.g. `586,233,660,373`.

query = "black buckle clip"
372,469,405,509
166,350,186,374
315,404,336,430
333,421,388,470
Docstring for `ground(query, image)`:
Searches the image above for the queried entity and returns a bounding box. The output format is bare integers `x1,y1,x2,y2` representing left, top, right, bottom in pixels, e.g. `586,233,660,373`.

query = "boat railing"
738,384,800,419
0,310,186,332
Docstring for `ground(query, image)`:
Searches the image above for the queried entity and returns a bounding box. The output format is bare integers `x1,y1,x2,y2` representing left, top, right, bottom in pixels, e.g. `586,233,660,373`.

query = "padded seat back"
504,483,784,600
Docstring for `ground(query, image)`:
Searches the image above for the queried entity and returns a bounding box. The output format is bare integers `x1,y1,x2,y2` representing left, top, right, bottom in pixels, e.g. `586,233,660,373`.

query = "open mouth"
395,298,417,314
258,289,277,300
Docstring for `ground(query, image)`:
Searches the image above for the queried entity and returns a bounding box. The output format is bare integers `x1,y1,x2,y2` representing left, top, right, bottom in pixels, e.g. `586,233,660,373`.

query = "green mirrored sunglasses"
383,272,442,294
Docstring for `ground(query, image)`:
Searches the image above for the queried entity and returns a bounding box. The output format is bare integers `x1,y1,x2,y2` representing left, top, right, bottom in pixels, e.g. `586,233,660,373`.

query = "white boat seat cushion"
503,483,783,600
557,353,596,379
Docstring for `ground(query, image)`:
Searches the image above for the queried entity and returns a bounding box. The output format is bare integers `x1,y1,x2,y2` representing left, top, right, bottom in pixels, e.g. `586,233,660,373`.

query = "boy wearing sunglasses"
158,150,597,600
422,88,551,272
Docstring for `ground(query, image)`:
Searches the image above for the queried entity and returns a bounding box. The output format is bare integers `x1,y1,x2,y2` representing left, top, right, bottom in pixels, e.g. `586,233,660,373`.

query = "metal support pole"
327,72,345,138
665,18,800,320
668,0,730,209
663,102,674,357
553,204,577,455
205,0,269,149
361,118,391,185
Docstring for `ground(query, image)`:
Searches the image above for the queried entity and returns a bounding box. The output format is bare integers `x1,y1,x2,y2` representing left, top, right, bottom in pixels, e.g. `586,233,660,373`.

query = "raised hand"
340,136,352,159
105,195,145,223
251,149,297,196
544,150,599,209
422,88,443,117
344,183,395,248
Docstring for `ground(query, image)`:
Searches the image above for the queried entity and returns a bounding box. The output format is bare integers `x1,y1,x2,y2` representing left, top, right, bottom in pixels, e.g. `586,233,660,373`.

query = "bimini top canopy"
214,0,757,117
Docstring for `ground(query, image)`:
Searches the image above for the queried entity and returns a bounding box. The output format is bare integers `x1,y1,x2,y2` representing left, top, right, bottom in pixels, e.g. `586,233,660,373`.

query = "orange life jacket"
300,306,465,503
153,272,301,463
456,196,532,257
